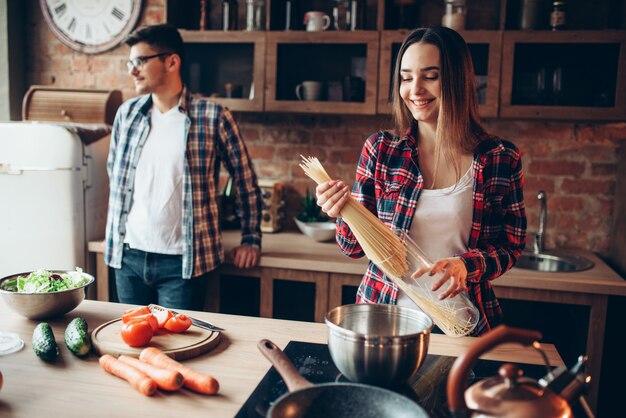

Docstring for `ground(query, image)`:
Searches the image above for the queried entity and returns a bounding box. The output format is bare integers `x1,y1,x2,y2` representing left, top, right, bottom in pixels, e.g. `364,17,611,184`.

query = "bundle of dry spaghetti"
299,156,408,278
300,156,479,337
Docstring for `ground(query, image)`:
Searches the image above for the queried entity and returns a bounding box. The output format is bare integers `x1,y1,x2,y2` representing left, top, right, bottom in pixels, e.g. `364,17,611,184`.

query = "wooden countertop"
88,231,626,295
220,231,626,296
0,300,563,418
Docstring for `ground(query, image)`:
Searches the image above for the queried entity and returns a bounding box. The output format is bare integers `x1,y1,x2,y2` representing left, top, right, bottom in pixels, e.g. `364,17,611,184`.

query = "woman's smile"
410,98,436,107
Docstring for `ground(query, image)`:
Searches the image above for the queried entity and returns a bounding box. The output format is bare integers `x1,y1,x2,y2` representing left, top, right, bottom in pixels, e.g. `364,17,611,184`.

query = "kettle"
447,325,593,418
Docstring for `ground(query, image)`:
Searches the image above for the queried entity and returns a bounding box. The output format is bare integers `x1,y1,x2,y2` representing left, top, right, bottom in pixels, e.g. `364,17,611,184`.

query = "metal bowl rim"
324,304,434,340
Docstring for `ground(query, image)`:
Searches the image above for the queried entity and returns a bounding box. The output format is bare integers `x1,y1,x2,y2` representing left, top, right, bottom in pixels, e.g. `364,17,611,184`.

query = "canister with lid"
442,0,466,31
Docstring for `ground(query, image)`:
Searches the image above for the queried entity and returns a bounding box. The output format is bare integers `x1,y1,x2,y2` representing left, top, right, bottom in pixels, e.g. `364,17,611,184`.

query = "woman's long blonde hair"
392,27,484,186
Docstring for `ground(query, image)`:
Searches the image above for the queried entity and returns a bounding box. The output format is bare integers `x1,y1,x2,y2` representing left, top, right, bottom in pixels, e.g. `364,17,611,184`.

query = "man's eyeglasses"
126,53,171,71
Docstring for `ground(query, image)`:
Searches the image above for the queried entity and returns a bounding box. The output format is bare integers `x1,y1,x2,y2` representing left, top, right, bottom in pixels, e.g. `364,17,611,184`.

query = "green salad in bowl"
2,268,92,293
0,268,94,319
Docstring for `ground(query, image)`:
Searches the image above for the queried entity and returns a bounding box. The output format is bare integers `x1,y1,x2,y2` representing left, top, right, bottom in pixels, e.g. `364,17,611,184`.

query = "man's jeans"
114,244,208,310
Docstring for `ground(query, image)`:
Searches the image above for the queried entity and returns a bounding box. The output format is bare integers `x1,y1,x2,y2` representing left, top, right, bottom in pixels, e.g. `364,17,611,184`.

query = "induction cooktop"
235,340,553,418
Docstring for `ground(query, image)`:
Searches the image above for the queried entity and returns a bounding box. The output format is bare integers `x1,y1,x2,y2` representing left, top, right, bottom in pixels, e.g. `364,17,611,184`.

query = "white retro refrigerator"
0,122,110,278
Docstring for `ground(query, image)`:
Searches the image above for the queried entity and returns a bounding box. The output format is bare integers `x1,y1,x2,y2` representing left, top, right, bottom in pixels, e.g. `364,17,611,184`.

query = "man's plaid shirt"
337,128,526,335
105,88,262,279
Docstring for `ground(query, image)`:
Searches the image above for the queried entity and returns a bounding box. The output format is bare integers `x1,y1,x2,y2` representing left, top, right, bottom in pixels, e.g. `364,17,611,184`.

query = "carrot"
118,355,184,391
139,347,219,395
99,354,157,396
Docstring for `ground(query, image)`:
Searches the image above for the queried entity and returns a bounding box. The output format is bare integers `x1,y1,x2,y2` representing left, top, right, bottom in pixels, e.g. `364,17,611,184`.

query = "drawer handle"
60,109,72,120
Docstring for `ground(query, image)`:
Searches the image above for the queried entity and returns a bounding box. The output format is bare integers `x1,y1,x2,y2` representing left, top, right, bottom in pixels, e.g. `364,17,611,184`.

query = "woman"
315,27,526,336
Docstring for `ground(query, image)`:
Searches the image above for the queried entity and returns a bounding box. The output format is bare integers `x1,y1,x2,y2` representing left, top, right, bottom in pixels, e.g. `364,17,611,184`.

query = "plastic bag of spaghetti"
377,231,479,337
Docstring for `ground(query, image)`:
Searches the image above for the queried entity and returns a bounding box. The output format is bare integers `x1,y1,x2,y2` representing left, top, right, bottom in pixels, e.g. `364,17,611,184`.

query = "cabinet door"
377,30,501,118
181,31,266,112
265,32,379,114
500,30,626,120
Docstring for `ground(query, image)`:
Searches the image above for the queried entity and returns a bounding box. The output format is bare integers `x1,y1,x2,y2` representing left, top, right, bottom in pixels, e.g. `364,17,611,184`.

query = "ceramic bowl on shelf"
0,270,94,320
294,218,336,242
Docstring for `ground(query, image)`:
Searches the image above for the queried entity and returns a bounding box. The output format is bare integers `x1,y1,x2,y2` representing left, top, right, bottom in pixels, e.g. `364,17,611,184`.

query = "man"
104,24,262,310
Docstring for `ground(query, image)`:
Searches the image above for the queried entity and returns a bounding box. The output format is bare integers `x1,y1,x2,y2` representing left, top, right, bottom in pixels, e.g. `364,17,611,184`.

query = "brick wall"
25,0,626,257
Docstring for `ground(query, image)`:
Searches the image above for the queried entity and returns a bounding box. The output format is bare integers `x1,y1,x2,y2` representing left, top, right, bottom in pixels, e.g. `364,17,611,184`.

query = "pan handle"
257,339,314,392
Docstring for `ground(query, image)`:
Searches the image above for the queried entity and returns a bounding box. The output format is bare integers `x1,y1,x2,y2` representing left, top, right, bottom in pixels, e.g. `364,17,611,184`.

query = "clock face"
41,0,143,54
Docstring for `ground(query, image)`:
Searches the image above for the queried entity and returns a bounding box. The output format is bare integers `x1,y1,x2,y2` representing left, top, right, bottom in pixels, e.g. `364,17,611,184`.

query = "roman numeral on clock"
54,3,67,17
68,17,76,33
111,7,125,20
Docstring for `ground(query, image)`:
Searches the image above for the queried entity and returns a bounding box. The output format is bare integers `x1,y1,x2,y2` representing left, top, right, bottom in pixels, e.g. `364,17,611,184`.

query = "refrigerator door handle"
0,165,79,172
84,155,93,188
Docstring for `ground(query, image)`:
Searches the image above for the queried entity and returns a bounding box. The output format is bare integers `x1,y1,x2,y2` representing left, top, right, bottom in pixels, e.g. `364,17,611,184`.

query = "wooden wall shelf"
500,30,626,120
377,29,502,118
264,31,379,114
167,1,626,120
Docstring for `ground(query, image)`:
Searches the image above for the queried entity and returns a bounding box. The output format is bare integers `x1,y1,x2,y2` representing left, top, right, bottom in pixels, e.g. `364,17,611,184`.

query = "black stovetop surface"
235,340,552,418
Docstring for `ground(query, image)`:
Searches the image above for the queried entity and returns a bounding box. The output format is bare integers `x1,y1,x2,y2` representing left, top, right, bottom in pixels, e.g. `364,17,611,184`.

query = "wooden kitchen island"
89,231,626,411
0,299,563,418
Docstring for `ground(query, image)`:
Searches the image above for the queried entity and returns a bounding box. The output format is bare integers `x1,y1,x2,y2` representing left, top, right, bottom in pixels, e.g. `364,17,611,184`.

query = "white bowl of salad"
0,268,94,319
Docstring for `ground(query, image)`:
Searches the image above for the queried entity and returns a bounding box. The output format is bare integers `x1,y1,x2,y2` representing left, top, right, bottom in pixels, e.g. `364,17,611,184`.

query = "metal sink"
516,252,594,273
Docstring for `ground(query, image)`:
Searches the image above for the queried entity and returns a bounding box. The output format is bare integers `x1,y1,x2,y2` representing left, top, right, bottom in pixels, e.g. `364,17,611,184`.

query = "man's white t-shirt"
125,105,186,254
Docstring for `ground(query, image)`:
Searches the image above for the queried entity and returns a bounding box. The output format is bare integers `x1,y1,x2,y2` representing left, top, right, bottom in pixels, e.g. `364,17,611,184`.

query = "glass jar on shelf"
349,0,366,30
332,0,350,31
519,0,541,30
285,0,301,30
550,1,567,31
442,0,466,32
246,0,265,31
221,0,239,31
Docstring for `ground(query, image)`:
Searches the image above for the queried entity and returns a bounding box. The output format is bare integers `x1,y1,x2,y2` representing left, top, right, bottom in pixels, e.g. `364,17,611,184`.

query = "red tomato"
120,320,154,347
122,306,151,317
153,308,173,328
123,313,158,331
164,314,192,333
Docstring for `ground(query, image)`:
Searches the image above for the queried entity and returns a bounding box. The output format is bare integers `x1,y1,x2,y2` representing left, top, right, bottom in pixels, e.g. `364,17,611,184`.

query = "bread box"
22,85,123,125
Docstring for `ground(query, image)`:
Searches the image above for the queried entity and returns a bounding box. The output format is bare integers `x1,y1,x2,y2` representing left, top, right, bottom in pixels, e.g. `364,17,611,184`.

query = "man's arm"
216,107,263,267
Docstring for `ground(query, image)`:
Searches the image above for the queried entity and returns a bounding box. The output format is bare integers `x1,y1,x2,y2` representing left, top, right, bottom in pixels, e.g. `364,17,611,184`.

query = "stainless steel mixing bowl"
325,304,433,387
0,270,94,319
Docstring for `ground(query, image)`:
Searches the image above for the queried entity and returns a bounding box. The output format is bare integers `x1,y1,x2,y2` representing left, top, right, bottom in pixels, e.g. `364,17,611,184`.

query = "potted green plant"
295,189,336,242
297,189,329,223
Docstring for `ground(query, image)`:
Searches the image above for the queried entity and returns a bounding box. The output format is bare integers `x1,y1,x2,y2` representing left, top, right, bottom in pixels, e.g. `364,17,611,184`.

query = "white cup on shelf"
295,81,324,101
304,11,331,32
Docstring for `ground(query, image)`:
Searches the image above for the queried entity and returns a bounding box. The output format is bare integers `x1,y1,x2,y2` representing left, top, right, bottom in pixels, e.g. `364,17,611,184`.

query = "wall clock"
40,0,143,54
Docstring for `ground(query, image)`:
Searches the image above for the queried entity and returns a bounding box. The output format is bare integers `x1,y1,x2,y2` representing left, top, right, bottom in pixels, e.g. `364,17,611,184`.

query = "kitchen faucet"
534,191,547,254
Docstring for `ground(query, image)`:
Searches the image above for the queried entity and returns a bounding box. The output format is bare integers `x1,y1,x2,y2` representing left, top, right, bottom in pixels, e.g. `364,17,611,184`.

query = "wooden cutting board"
91,318,221,361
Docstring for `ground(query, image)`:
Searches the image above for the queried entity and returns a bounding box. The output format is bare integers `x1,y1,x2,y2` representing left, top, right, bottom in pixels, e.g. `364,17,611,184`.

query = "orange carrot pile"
118,355,184,391
98,348,219,396
140,347,220,395
99,354,157,396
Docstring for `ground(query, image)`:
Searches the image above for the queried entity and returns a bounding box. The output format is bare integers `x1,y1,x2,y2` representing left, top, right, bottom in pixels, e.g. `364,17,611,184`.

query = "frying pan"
257,339,429,418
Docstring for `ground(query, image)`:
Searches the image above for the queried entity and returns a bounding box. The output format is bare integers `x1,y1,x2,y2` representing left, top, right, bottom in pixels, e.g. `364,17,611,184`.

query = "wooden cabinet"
377,29,502,118
166,0,626,120
265,31,379,114
180,31,266,111
499,30,626,120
